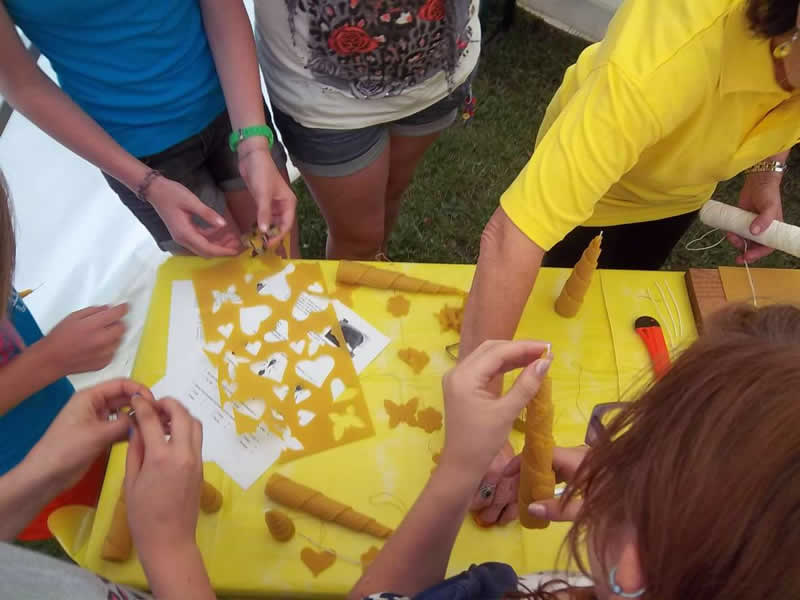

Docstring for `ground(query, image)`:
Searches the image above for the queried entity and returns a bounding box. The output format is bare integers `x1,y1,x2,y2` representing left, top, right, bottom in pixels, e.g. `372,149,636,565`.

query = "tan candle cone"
265,474,393,539
102,492,132,562
337,261,466,296
518,377,556,529
555,233,602,318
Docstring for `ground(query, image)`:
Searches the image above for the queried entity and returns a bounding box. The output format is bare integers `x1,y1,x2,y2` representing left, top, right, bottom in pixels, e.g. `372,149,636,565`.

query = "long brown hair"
554,304,800,599
0,169,14,315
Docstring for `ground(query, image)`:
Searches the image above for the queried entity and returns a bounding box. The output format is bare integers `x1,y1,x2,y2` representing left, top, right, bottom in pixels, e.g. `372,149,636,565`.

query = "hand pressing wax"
555,233,602,318
337,261,465,296
265,473,393,539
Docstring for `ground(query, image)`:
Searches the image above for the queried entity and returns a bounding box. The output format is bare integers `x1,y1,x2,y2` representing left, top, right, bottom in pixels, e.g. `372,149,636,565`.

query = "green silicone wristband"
229,125,274,153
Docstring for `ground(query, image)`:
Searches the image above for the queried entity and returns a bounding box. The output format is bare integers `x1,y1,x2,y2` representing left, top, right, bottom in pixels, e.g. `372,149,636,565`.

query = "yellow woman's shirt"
502,0,800,251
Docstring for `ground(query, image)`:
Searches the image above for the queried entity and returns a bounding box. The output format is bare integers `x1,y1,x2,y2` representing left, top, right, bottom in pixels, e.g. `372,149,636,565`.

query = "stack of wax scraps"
436,303,464,333
102,492,132,562
265,474,393,539
337,261,466,296
518,370,556,529
398,348,429,374
265,509,295,542
241,224,281,257
555,233,602,318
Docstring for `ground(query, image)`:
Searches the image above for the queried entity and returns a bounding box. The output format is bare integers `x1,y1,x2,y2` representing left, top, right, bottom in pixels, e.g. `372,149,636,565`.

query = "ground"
18,3,800,571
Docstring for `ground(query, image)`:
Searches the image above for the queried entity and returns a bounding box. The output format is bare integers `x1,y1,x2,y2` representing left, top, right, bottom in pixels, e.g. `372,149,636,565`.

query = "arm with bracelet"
200,0,297,244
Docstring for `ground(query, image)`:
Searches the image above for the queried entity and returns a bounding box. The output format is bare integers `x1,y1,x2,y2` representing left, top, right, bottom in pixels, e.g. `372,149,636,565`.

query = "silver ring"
479,483,496,499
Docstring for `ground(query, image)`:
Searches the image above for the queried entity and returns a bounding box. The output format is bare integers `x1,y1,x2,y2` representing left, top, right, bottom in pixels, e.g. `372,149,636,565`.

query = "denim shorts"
104,106,287,253
272,81,471,178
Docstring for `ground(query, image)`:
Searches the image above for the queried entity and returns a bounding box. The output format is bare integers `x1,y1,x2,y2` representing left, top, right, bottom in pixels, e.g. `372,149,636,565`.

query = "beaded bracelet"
135,169,162,203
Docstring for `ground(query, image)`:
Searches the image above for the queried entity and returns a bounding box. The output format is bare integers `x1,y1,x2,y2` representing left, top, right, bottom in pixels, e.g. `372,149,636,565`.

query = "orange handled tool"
634,316,671,380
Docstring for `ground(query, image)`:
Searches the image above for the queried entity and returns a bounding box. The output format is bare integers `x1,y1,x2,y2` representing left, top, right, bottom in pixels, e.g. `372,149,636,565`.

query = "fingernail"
535,357,553,377
217,218,226,227
528,503,546,518
752,225,761,235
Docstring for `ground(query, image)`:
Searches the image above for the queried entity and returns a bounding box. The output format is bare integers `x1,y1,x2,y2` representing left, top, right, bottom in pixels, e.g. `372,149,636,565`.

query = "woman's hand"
40,304,128,376
727,171,784,263
237,140,297,248
439,340,551,492
146,175,242,257
25,379,151,492
125,394,203,567
525,445,588,522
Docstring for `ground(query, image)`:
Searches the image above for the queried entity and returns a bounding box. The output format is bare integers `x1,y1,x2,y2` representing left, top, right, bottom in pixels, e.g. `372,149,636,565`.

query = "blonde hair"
0,169,15,315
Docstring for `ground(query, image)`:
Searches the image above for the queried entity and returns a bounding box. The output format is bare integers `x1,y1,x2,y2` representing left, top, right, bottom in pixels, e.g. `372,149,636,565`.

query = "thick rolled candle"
337,261,465,296
518,377,556,529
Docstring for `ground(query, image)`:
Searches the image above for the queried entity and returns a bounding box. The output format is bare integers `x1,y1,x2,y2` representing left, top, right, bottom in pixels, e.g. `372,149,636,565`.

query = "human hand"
439,340,551,511
525,446,588,522
471,440,520,525
726,171,784,263
41,304,128,376
125,394,203,567
25,379,152,493
237,139,297,248
146,175,242,257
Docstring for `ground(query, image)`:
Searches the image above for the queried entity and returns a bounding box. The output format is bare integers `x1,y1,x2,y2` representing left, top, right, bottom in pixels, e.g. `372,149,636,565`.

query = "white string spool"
699,200,800,258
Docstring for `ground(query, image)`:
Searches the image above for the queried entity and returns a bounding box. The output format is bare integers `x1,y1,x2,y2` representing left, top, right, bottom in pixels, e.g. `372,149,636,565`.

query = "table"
49,259,697,598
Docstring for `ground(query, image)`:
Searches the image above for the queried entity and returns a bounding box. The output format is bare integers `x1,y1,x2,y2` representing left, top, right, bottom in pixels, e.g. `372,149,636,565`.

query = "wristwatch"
745,160,788,175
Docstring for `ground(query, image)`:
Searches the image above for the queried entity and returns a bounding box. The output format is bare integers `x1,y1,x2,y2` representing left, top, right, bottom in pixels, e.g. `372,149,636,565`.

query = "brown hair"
0,170,14,315
552,304,800,599
747,0,799,37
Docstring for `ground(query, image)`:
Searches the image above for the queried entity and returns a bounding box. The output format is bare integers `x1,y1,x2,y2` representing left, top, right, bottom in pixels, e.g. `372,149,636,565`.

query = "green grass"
297,8,800,269
17,2,800,574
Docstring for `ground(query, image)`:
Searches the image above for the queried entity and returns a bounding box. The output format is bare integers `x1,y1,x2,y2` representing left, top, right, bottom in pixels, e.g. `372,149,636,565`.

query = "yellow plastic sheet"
49,260,696,598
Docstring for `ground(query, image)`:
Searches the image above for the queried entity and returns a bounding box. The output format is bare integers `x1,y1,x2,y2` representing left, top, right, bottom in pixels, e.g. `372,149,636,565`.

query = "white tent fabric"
520,0,620,41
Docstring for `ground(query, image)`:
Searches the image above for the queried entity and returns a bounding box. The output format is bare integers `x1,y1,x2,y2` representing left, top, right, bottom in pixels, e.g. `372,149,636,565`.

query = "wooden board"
685,269,727,333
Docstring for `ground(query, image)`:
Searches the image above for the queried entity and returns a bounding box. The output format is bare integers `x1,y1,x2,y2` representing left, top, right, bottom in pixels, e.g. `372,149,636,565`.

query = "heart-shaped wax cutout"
256,263,295,302
243,398,265,419
297,409,316,427
251,353,288,383
290,340,306,355
291,292,329,322
204,340,225,355
273,385,289,401
300,548,336,577
294,386,312,405
281,426,304,451
296,355,335,388
264,319,289,343
218,323,234,339
245,341,262,356
240,305,272,336
307,282,324,293
330,378,345,401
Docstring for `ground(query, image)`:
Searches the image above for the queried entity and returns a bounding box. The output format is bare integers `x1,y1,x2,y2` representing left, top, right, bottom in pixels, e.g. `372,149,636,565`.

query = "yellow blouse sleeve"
500,63,662,251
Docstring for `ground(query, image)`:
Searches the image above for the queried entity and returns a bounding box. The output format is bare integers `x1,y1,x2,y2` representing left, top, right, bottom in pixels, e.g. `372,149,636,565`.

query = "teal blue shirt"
0,291,74,476
5,0,226,157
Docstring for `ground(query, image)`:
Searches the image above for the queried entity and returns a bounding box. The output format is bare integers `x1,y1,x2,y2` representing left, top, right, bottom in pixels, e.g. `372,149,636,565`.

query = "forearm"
0,342,64,416
0,458,62,540
460,207,544,360
350,467,478,600
0,8,147,188
200,0,266,129
142,544,215,600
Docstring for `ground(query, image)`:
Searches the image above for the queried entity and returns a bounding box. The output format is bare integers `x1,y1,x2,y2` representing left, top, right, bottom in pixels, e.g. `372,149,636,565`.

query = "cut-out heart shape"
204,340,225,355
264,319,289,343
251,353,287,383
240,305,272,336
243,398,265,419
224,351,250,379
296,355,335,388
273,385,289,401
291,292,329,322
294,386,312,405
245,341,262,356
256,263,295,302
301,548,336,577
307,336,321,357
281,426,304,451
271,408,285,422
307,282,324,293
297,409,316,426
212,285,242,314
218,323,234,339
290,340,306,355
330,378,345,401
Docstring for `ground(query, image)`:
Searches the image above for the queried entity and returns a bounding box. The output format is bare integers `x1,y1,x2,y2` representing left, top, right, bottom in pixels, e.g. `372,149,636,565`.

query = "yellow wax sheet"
720,266,800,306
49,260,696,598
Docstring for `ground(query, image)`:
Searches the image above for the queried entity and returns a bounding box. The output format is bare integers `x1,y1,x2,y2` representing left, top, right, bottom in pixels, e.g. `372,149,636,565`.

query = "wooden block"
685,269,727,333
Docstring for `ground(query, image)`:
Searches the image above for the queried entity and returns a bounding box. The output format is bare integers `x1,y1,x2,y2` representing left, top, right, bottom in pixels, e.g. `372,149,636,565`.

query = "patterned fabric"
363,562,518,600
284,0,472,99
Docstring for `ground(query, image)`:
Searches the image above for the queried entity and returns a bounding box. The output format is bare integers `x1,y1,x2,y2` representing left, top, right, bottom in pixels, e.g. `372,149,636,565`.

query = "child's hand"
41,304,128,376
25,379,151,493
439,340,551,482
125,395,203,568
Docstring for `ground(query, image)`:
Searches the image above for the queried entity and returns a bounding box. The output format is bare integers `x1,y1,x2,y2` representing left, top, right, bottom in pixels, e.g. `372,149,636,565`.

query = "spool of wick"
699,200,800,258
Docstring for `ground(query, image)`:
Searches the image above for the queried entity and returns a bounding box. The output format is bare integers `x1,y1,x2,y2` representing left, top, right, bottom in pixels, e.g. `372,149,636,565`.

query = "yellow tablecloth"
49,259,696,598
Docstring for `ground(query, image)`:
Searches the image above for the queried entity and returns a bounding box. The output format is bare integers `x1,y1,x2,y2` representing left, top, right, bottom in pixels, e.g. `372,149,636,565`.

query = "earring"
608,567,646,598
774,29,800,59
